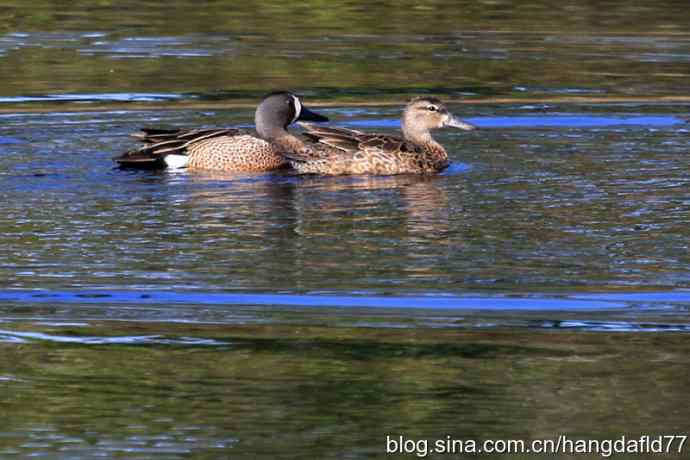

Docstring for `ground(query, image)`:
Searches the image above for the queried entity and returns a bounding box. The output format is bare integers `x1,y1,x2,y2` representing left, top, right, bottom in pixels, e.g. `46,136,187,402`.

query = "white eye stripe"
291,95,302,124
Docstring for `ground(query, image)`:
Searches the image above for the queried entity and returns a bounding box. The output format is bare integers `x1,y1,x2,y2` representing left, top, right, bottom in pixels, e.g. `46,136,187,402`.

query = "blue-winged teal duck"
114,92,328,171
271,97,475,175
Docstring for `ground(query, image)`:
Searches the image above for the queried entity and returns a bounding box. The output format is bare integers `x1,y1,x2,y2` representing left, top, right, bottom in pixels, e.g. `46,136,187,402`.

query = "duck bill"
298,106,329,122
445,115,476,131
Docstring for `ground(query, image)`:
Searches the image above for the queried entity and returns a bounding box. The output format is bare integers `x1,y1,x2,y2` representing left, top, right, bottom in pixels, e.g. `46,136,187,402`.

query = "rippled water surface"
1,1,690,459
2,0,690,105
2,105,689,295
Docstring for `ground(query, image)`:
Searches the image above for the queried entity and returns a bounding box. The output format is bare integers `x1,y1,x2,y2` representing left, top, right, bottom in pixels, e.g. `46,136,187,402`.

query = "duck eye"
427,105,438,112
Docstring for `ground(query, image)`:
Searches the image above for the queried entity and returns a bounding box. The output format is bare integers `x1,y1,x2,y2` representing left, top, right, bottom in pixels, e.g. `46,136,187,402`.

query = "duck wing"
115,127,241,166
299,122,420,158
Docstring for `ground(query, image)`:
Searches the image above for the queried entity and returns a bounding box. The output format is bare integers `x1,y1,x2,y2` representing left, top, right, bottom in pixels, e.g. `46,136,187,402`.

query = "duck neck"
402,124,448,163
255,118,288,142
270,132,307,153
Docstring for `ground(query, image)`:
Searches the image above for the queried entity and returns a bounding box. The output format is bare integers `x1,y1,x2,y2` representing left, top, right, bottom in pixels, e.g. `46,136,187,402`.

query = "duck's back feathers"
115,127,241,167
300,123,421,156
133,127,240,144
300,124,366,152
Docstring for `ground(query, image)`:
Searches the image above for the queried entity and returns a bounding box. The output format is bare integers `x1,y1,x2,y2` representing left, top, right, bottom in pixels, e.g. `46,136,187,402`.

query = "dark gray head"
255,91,328,140
401,97,475,143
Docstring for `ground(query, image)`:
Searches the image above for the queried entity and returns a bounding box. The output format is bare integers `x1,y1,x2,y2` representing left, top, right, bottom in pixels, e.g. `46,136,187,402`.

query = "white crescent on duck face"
273,97,477,176
114,92,328,172
290,95,302,124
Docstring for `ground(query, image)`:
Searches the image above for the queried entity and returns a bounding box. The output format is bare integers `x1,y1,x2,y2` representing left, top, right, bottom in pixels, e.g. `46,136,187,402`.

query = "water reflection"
2,2,690,103
1,327,689,459
170,171,456,291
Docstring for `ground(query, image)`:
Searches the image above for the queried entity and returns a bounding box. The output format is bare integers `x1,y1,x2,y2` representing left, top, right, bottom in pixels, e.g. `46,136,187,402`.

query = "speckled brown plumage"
288,125,449,175
115,128,286,172
274,97,476,176
186,134,286,171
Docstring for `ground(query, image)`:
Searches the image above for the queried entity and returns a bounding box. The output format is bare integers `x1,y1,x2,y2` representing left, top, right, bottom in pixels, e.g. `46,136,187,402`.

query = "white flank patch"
164,154,189,169
291,95,302,124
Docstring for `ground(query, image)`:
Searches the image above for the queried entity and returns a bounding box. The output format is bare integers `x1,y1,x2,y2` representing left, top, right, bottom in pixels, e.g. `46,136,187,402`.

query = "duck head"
401,97,475,143
255,91,328,140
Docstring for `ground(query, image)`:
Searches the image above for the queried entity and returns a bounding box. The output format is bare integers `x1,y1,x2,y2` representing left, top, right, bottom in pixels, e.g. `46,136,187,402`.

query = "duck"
272,97,476,175
114,91,328,171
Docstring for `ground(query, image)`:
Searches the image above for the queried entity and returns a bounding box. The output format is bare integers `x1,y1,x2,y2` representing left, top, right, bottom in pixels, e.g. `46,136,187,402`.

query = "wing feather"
299,122,417,156
116,127,242,167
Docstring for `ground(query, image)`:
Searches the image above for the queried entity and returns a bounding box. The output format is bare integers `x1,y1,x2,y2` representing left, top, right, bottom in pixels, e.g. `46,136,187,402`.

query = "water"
2,1,690,105
1,1,690,459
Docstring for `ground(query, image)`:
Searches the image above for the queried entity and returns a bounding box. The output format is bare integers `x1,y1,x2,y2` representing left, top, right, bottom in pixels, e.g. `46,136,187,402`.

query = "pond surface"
1,1,690,459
